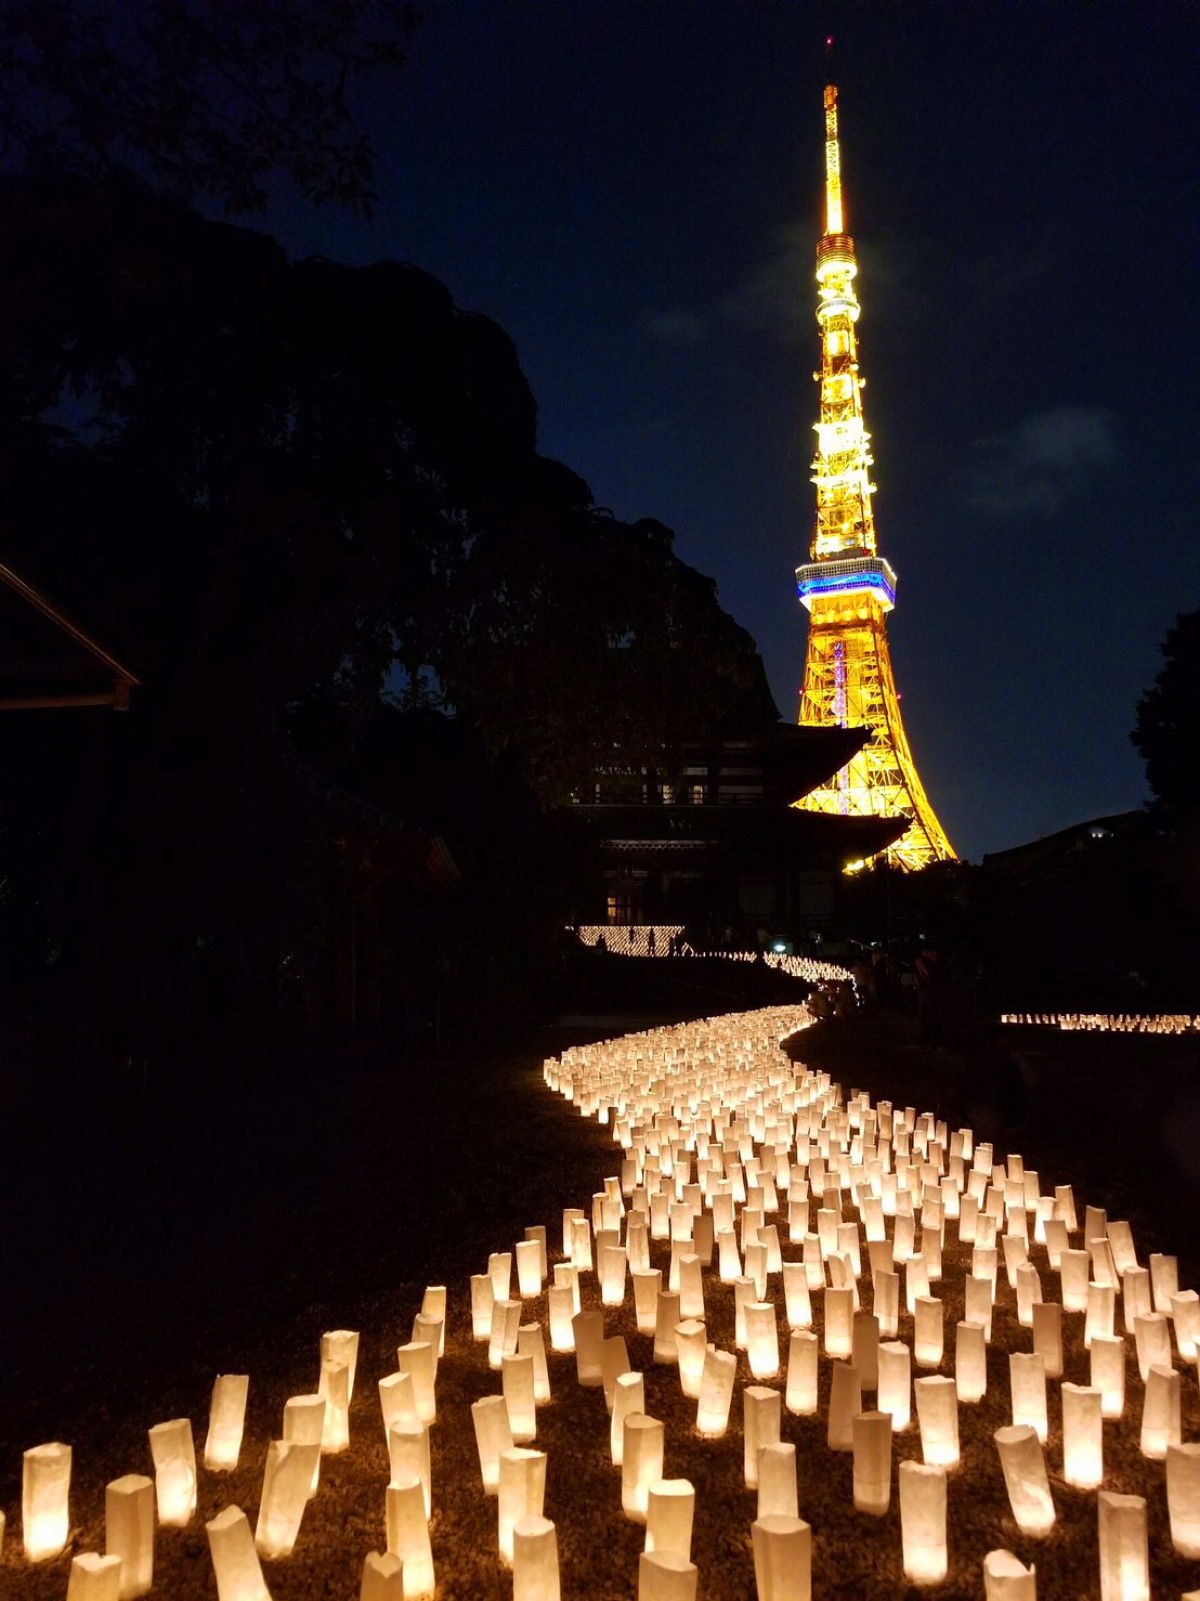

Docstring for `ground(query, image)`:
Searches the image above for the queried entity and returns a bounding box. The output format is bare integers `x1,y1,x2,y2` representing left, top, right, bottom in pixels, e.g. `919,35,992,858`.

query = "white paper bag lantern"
517,1239,544,1298
827,1362,861,1452
955,1320,986,1403
105,1473,154,1599
1090,1335,1126,1419
489,1299,521,1371
638,1549,698,1601
421,1285,447,1356
387,1479,436,1596
622,1415,665,1523
678,1254,705,1320
1150,1252,1178,1314
497,1451,547,1567
397,1342,435,1427
602,1335,631,1411
1133,1313,1171,1382
1167,1442,1200,1557
471,1396,513,1493
653,1291,682,1364
717,1229,742,1282
1060,1248,1090,1312
600,1244,629,1307
743,1386,782,1488
757,1444,798,1520
570,1217,593,1271
783,1262,812,1329
547,1286,575,1352
503,1354,537,1443
1172,1290,1200,1361
899,1461,947,1585
411,1314,442,1378
851,1311,879,1392
1086,1282,1116,1349
982,1549,1036,1600
874,1269,900,1338
255,1441,320,1557
1061,1383,1103,1489
386,1424,431,1518
1015,1264,1042,1329
360,1551,404,1601
66,1553,122,1601
734,1277,756,1348
696,1347,737,1436
513,1514,560,1601
318,1358,351,1450
785,1330,819,1416
1031,1301,1063,1379
490,1250,514,1300
1097,1490,1148,1601
852,1410,892,1515
877,1340,911,1431
746,1302,781,1379
205,1506,271,1601
1139,1363,1181,1460
752,1514,812,1601
205,1375,249,1472
283,1395,325,1498
518,1323,551,1405
612,1372,646,1465
1009,1352,1047,1442
824,1287,853,1358
471,1273,495,1340
994,1425,1055,1533
965,1275,993,1343
915,1376,959,1467
321,1330,360,1398
646,1479,695,1560
572,1309,605,1387
914,1297,944,1369
148,1419,197,1526
675,1320,707,1399
1122,1267,1152,1333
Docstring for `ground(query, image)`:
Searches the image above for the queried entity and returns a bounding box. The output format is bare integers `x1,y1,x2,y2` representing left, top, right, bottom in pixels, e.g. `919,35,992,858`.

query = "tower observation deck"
794,63,955,871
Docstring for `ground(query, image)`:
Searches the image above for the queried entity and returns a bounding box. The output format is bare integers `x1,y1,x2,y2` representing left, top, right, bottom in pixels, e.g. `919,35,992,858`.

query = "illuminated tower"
794,60,955,871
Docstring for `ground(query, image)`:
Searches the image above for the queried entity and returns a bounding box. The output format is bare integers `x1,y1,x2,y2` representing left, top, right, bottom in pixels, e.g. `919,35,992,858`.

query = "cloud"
720,220,810,344
645,311,709,346
963,406,1119,519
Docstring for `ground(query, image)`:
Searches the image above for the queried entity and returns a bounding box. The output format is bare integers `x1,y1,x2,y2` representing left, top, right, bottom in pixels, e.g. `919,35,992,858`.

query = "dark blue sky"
266,2,1198,862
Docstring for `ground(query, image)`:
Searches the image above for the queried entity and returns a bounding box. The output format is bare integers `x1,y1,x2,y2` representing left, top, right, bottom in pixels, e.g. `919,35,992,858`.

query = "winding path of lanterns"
10,1003,1200,1600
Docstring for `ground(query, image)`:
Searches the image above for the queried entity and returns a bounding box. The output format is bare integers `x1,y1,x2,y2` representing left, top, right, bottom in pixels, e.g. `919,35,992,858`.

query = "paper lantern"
1031,1301,1063,1379
1061,1383,1103,1489
490,1250,514,1300
692,1213,715,1268
205,1506,271,1601
66,1553,122,1601
905,1256,930,1315
785,1330,819,1417
734,1277,756,1348
570,1217,593,1271
824,1287,853,1358
1122,1267,1152,1333
148,1419,197,1526
517,1323,551,1405
874,1269,900,1338
471,1396,513,1493
1009,1353,1047,1442
513,1514,560,1601
517,1239,544,1299
752,1514,812,1601
562,1207,584,1256
547,1286,575,1352
853,1410,892,1515
205,1376,249,1472
1150,1252,1178,1314
602,1336,632,1411
283,1395,325,1498
746,1242,769,1300
782,1263,812,1329
489,1299,522,1371
1053,1183,1077,1232
678,1254,705,1320
633,1270,663,1336
573,1309,605,1387
503,1354,537,1443
955,1320,986,1403
622,1415,665,1523
994,1425,1055,1534
318,1358,351,1451
675,1320,707,1400
877,1341,911,1431
696,1347,737,1436
471,1274,495,1340
1172,1290,1200,1361
757,1443,798,1520
387,1423,432,1520
1060,1249,1090,1312
747,1302,781,1379
743,1386,782,1488
387,1478,436,1596
255,1440,320,1557
321,1330,360,1398
361,1551,404,1601
397,1342,435,1426
600,1244,628,1307
899,1461,947,1585
850,1310,880,1392
612,1372,646,1465
717,1229,742,1282
637,1549,698,1601
982,1549,1036,1601
1097,1491,1148,1601
915,1376,959,1467
1086,1283,1116,1349
827,1362,861,1452
1015,1264,1042,1329
411,1314,442,1378
652,1291,682,1365
914,1298,944,1370
1139,1363,1181,1460
1167,1442,1200,1557
646,1479,695,1560
105,1473,154,1600
965,1275,993,1343
1133,1313,1171,1382
420,1286,447,1357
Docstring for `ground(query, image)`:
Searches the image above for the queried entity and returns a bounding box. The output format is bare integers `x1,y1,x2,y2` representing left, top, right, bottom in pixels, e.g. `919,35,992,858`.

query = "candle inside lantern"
851,1310,879,1392
1172,1290,1200,1361
622,1415,665,1523
1150,1252,1178,1314
612,1372,646,1465
255,1440,320,1558
743,1387,781,1488
602,1335,631,1411
853,1410,892,1515
471,1396,513,1494
646,1479,695,1560
421,1286,447,1356
66,1553,122,1601
599,1244,628,1307
757,1444,798,1520
877,1341,911,1431
964,1275,993,1343
751,1515,812,1601
994,1425,1055,1534
982,1549,1036,1601
1061,1383,1103,1489
696,1347,737,1436
1166,1442,1200,1557
1139,1364,1181,1460
785,1330,819,1416
1097,1490,1148,1601
513,1514,560,1601
205,1376,249,1472
1086,1282,1116,1348
1133,1313,1171,1382
105,1473,154,1599
205,1506,271,1601
678,1254,704,1319
490,1250,514,1300
148,1419,197,1526
387,1478,436,1597
824,1287,853,1358
1060,1248,1090,1312
899,1461,947,1585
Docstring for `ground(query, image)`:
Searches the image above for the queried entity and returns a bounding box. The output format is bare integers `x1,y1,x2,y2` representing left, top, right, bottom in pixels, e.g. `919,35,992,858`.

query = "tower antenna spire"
822,37,843,236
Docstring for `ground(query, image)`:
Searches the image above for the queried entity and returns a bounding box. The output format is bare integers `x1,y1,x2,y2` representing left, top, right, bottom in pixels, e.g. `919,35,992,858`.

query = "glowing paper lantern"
1139,1363,1181,1459
1133,1313,1171,1382
1090,1335,1126,1419
547,1286,575,1351
518,1323,551,1404
874,1269,900,1338
471,1274,495,1340
743,1386,782,1488
783,1263,812,1329
827,1362,861,1452
386,1478,436,1596
717,1230,742,1282
696,1348,737,1437
734,1277,756,1348
471,1396,512,1493
1061,1383,1103,1489
785,1330,819,1416
66,1553,122,1601
602,1335,631,1411
360,1551,404,1601
1172,1290,1200,1361
283,1395,325,1498
321,1330,360,1398
622,1416,665,1523
915,1376,959,1467
503,1354,537,1444
397,1342,435,1427
877,1340,911,1431
824,1287,853,1358
517,1239,544,1298
105,1473,154,1599
851,1311,879,1391
1150,1252,1178,1315
1060,1249,1090,1312
638,1550,698,1601
899,1461,947,1585
757,1444,798,1520
421,1286,447,1356
318,1358,351,1450
1086,1283,1116,1349
747,1302,781,1379
600,1244,628,1307
1032,1302,1063,1379
982,1549,1036,1601
965,1275,993,1343
1167,1442,1200,1557
612,1372,645,1465
852,1410,892,1515
513,1514,560,1601
489,1300,521,1372
573,1310,605,1387
148,1419,197,1526
994,1425,1055,1534
205,1506,271,1601
255,1440,320,1557
646,1479,695,1559
1009,1353,1048,1442
914,1297,944,1369
205,1375,249,1472
1097,1491,1148,1601
387,1423,431,1519
955,1320,986,1403
1015,1264,1042,1329
632,1270,663,1336
751,1514,812,1601
1122,1268,1151,1333
678,1254,704,1319
675,1320,707,1399
490,1251,514,1300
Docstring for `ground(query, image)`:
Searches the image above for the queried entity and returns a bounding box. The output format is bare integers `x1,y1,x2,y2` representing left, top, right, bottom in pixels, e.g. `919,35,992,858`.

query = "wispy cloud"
645,311,709,346
963,406,1119,519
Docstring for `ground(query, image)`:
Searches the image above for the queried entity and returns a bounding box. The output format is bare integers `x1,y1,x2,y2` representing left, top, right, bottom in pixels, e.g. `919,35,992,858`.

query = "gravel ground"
2,1003,1199,1598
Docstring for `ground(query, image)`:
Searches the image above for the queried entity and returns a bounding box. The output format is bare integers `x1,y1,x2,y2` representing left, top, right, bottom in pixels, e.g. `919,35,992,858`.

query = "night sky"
263,3,1198,863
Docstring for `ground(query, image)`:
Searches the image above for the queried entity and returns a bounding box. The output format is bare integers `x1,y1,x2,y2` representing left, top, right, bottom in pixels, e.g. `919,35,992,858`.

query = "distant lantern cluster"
1002,1013,1200,1036
572,926,851,986
9,1002,1200,1600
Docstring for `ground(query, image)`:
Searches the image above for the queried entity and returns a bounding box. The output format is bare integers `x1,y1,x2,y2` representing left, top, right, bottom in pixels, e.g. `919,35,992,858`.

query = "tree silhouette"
1132,609,1200,826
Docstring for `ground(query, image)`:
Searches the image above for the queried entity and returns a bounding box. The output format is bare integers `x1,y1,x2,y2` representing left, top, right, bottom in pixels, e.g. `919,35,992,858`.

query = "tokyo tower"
795,60,956,871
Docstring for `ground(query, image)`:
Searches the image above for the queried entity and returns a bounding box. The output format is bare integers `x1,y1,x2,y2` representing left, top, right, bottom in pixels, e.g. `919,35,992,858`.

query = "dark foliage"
1132,608,1200,827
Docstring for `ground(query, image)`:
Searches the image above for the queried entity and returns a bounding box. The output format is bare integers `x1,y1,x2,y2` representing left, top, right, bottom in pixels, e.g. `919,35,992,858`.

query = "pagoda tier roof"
675,722,871,805
0,558,139,710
